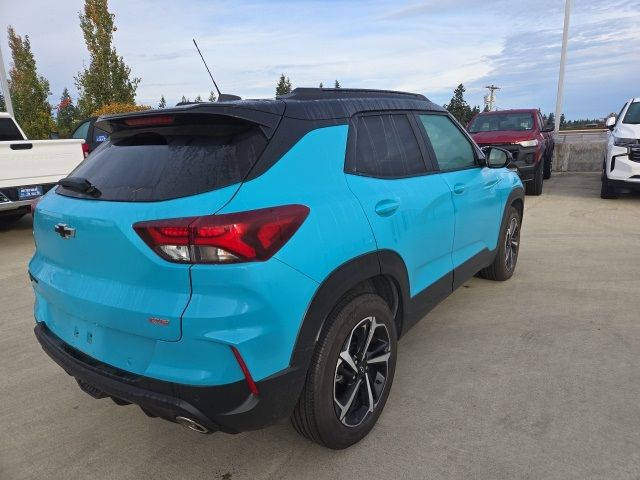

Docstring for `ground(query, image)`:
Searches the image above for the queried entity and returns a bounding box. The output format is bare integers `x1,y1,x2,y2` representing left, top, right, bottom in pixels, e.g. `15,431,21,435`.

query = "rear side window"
353,114,426,178
60,115,267,202
72,121,90,140
419,114,476,171
0,118,24,141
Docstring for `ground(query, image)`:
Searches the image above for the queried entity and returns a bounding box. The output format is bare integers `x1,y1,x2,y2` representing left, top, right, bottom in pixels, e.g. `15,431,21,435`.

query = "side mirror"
541,123,554,133
605,116,616,131
481,146,513,169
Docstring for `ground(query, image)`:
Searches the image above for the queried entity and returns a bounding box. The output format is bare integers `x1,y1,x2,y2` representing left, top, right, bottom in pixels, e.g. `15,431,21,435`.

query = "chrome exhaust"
175,416,209,434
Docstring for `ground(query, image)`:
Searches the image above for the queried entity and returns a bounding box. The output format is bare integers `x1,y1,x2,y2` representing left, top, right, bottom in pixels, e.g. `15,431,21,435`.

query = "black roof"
97,88,445,129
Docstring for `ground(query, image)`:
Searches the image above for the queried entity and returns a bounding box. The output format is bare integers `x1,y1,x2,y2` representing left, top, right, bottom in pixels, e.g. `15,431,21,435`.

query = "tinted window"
623,102,640,124
420,114,476,171
0,118,24,141
60,115,268,202
72,121,90,140
354,114,426,178
468,113,534,132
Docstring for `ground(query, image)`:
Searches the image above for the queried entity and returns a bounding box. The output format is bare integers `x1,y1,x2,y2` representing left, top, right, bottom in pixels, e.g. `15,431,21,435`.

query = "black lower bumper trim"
34,322,306,433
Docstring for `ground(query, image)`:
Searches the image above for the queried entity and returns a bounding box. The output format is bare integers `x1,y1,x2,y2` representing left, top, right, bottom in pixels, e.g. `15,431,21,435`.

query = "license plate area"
17,185,43,200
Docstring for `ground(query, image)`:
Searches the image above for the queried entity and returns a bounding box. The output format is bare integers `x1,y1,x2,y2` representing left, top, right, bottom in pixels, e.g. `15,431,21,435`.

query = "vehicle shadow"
0,214,33,232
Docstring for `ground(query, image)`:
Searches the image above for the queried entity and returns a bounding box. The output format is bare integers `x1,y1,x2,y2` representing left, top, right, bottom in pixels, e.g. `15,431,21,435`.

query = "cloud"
0,0,638,118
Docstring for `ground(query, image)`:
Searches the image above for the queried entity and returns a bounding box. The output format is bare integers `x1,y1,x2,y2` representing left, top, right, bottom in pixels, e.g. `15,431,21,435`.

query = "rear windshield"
622,102,640,124
58,114,268,202
0,118,24,141
468,113,534,133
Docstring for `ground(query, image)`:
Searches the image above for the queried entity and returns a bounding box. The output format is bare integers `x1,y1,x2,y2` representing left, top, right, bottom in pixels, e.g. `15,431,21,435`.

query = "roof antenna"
192,39,241,102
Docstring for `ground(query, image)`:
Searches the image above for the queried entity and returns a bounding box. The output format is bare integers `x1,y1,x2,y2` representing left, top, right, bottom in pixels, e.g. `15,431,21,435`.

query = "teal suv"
31,88,524,449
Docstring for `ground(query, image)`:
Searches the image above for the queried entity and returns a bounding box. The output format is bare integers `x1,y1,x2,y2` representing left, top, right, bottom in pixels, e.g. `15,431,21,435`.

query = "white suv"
601,98,640,198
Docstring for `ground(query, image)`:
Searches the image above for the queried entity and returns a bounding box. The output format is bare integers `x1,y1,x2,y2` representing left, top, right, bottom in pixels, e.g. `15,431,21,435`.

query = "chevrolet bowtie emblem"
54,223,76,239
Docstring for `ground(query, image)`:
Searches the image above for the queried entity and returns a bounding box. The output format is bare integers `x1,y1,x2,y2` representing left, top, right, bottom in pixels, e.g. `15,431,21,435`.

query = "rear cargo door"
30,112,275,345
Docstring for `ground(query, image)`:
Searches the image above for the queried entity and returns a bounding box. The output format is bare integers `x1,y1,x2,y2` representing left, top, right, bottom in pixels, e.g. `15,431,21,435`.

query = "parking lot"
1,172,639,480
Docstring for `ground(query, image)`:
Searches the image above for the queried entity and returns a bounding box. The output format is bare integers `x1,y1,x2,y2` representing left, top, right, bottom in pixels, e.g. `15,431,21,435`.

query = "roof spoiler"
95,105,283,138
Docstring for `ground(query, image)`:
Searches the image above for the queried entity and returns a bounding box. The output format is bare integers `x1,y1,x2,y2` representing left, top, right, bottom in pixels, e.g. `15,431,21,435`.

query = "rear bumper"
0,183,55,214
34,322,306,433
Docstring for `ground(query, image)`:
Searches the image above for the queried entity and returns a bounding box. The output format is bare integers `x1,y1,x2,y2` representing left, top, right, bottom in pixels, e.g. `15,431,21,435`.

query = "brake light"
133,205,309,264
124,115,175,127
81,142,90,158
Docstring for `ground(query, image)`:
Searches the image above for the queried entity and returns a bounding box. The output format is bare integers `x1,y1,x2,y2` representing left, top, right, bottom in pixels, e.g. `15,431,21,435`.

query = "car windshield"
622,102,640,124
468,113,534,133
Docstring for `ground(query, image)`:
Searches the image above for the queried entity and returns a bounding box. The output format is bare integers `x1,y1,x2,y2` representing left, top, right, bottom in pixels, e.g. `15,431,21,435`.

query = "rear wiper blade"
58,177,102,198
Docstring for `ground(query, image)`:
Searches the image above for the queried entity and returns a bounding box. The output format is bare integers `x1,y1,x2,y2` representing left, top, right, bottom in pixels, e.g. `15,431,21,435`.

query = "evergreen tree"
559,113,566,129
547,112,555,126
208,90,217,102
75,0,140,117
180,95,189,103
444,83,477,124
6,26,54,139
275,73,292,97
319,82,323,88
158,94,166,108
56,88,79,137
0,91,5,111
334,79,340,88
194,94,202,103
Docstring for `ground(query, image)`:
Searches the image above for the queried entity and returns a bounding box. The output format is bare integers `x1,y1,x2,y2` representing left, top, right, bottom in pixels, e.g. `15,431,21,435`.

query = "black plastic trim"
34,322,305,433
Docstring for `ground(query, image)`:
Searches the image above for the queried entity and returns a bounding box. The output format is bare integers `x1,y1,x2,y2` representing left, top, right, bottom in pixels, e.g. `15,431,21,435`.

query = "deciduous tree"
75,0,140,117
6,26,54,139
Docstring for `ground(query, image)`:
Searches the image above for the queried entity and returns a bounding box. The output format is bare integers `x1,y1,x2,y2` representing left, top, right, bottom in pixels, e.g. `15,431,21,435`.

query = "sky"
1,0,640,120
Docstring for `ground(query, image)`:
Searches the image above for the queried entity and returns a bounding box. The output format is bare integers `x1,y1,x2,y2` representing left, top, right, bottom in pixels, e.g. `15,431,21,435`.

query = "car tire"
478,205,521,281
291,293,398,449
525,162,544,196
543,151,552,180
600,176,618,199
0,213,25,228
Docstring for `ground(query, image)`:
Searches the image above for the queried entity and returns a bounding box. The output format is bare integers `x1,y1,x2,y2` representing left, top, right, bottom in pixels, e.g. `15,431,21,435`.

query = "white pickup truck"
0,112,85,225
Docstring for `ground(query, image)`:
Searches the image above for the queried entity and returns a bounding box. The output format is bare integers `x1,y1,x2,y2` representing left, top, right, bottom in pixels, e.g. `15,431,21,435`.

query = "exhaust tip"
175,416,209,434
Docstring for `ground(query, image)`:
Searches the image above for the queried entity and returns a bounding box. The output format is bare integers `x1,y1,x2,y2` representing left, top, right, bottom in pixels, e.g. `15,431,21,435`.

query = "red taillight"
231,346,259,396
123,115,175,127
133,205,309,264
81,142,90,158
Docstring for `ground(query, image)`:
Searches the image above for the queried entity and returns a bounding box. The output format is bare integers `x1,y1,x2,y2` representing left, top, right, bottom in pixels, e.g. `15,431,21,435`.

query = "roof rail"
279,87,427,101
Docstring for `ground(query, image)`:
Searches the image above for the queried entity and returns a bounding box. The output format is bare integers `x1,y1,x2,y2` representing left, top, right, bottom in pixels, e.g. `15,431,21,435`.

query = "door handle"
374,199,400,217
484,179,500,189
10,143,33,150
453,183,466,194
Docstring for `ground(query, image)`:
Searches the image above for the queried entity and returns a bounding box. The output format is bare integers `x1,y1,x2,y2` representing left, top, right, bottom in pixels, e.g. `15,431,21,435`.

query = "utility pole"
554,0,571,134
0,41,14,116
484,84,500,111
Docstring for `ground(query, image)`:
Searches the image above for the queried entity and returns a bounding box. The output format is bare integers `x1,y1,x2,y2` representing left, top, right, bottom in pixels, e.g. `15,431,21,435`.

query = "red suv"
468,109,554,195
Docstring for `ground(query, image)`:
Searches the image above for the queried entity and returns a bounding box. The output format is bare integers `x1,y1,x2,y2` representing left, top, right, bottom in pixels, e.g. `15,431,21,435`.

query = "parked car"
71,117,109,157
31,88,525,449
0,112,85,226
468,109,554,195
601,98,640,199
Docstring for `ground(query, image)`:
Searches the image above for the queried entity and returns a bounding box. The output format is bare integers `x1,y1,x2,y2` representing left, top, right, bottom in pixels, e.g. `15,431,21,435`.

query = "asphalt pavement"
1,173,639,480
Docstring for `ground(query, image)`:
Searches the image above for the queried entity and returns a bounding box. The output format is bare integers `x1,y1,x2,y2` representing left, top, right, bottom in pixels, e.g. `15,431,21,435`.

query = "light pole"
0,40,14,117
554,0,571,134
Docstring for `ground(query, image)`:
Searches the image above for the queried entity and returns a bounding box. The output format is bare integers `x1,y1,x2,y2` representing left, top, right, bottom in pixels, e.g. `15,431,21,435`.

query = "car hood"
470,130,537,145
614,123,640,139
